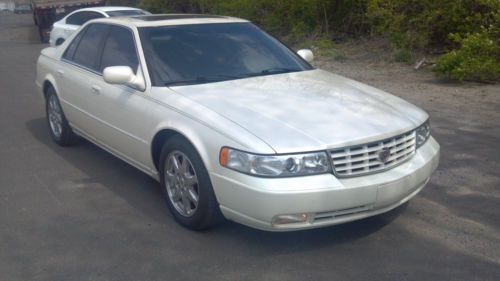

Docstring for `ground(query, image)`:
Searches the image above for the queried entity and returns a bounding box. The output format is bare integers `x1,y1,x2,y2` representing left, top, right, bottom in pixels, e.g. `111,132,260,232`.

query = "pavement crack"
33,174,63,207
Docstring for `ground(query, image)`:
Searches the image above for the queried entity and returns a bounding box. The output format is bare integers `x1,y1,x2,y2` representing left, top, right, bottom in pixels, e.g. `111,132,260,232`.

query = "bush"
138,0,369,41
435,30,500,82
137,0,500,82
394,49,412,63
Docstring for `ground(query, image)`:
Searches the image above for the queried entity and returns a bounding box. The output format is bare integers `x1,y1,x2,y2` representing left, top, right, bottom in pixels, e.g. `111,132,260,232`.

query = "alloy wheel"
48,94,63,139
164,150,200,217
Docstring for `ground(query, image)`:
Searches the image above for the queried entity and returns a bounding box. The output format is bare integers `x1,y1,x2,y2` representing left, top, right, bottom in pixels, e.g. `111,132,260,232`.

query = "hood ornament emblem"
378,147,391,163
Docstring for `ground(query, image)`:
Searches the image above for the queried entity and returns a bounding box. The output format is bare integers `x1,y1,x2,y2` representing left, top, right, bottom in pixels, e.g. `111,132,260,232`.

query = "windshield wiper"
164,74,243,86
260,67,300,74
244,67,301,77
164,69,300,86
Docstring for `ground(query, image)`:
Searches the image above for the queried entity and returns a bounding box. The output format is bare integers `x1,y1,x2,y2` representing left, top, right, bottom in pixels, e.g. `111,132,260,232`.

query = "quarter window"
62,27,85,60
72,23,109,71
100,26,139,73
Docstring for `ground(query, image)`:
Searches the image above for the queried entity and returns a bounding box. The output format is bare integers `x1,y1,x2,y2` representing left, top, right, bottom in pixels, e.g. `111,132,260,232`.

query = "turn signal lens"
273,213,310,226
219,147,229,166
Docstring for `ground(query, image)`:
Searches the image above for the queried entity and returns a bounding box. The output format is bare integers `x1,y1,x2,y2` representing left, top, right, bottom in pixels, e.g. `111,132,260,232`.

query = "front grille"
329,130,416,177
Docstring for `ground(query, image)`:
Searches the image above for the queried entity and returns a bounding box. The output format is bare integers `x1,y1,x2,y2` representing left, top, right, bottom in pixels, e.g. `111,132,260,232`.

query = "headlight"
219,147,330,177
416,120,431,148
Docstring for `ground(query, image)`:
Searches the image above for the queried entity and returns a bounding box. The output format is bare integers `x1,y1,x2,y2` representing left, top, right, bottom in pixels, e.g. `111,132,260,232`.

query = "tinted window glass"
66,12,82,25
106,10,149,17
62,28,85,60
73,24,109,71
139,23,312,86
100,26,139,73
83,12,104,23
67,11,103,25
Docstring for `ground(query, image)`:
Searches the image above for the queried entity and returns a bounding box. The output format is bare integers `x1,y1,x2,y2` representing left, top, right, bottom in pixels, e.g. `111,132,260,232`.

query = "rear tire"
45,87,76,146
159,135,222,230
55,38,65,46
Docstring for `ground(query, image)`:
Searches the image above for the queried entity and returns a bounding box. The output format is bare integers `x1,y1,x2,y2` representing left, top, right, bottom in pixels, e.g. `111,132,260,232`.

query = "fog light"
273,213,310,225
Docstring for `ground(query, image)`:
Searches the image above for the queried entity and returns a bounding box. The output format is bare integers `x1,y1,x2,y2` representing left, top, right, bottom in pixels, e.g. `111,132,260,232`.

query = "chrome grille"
329,131,416,177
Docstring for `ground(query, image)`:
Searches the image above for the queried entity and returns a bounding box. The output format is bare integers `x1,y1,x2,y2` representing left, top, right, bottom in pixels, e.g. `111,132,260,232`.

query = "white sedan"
49,6,149,46
36,15,440,231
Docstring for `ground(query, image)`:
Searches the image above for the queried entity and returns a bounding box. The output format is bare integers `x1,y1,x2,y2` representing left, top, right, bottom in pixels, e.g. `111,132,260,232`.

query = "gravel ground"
1,14,499,281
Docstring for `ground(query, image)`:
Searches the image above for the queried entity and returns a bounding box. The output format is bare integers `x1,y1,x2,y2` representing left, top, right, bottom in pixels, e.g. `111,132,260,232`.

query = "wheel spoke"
181,192,191,213
171,155,180,172
180,156,188,174
187,187,199,206
184,174,197,186
165,171,176,184
171,187,181,201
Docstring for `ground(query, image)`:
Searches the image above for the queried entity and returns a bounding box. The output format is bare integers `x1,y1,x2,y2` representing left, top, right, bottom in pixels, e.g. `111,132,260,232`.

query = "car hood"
170,69,428,153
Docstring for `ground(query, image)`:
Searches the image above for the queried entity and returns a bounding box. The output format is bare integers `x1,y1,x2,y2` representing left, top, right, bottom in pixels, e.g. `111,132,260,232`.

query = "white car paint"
36,16,440,231
171,69,429,153
49,6,149,46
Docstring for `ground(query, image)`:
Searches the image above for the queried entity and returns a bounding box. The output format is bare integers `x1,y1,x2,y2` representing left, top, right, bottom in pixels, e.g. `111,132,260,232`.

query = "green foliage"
137,0,168,13
435,30,500,82
138,0,213,14
138,0,369,42
333,52,348,62
367,0,500,50
137,0,500,82
315,38,336,49
394,49,412,63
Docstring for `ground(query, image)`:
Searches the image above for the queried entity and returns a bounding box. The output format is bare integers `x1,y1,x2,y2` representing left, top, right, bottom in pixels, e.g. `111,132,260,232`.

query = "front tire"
159,136,222,230
45,87,76,146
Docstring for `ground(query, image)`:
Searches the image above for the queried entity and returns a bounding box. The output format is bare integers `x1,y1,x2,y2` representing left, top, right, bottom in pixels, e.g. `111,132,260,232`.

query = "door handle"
56,70,64,78
90,85,101,95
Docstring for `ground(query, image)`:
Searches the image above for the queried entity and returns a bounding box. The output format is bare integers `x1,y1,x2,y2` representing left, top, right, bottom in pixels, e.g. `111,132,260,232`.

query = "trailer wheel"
39,28,49,43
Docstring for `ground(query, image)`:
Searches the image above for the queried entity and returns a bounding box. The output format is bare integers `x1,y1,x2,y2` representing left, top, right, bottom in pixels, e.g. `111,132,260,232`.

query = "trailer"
31,0,105,43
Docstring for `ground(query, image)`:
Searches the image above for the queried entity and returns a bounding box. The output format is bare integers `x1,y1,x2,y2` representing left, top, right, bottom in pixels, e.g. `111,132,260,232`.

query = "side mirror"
297,49,314,63
103,66,145,91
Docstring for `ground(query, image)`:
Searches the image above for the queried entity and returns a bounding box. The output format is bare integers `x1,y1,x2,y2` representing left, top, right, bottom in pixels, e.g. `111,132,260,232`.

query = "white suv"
49,6,149,46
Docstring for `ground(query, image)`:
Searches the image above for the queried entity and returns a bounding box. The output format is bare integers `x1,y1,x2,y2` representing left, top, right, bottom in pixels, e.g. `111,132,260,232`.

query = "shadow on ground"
25,116,408,252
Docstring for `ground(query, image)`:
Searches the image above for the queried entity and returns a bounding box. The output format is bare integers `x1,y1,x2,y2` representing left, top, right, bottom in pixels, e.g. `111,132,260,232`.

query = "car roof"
92,14,248,27
73,6,143,13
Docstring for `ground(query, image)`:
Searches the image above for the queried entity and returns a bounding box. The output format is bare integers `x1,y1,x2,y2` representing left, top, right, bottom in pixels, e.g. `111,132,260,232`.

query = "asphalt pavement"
1,14,499,281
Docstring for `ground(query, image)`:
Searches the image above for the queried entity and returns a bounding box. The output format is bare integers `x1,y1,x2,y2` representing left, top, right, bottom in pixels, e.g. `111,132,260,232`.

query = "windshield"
139,23,313,87
106,10,149,17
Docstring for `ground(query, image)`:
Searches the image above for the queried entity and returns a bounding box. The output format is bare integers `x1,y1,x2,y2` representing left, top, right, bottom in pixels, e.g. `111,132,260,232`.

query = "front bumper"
210,137,440,231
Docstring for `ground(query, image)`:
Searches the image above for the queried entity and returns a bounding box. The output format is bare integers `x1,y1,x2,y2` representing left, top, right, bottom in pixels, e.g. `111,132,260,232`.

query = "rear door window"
66,12,83,25
67,11,104,25
99,26,139,73
71,23,109,71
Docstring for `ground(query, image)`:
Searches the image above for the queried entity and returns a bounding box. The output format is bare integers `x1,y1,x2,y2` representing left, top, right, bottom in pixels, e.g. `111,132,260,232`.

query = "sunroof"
133,14,227,21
